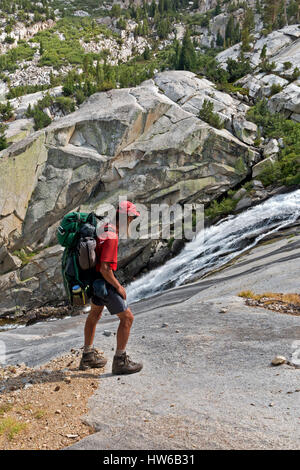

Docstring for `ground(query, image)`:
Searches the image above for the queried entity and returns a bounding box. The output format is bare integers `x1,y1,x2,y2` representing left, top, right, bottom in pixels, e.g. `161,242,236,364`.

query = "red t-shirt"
96,224,118,272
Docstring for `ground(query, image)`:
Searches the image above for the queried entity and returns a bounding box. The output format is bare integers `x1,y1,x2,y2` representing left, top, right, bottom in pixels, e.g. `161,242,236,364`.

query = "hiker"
79,201,143,375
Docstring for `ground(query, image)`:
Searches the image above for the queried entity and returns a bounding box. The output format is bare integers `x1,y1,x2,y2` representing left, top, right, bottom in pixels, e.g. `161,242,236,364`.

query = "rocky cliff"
0,70,262,316
217,25,300,121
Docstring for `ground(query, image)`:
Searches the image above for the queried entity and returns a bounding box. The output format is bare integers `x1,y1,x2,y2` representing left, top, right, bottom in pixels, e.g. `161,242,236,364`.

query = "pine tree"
149,0,156,16
178,29,196,71
260,44,267,60
158,0,164,15
241,27,251,52
225,16,235,47
216,30,224,47
263,0,281,30
214,0,221,16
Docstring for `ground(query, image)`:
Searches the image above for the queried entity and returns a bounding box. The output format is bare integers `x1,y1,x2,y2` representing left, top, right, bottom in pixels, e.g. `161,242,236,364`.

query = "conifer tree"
178,29,196,71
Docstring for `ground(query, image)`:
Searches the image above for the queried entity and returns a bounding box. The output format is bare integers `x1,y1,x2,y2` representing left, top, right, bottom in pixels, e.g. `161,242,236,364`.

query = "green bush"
205,195,238,219
269,83,283,96
26,98,52,130
32,108,51,130
55,96,75,113
0,124,8,151
199,99,224,129
6,84,50,99
247,100,300,186
226,56,252,82
283,61,292,70
0,101,14,121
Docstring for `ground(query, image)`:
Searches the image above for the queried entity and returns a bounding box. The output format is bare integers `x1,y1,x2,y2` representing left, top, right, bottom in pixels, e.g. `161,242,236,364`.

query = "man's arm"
99,262,126,300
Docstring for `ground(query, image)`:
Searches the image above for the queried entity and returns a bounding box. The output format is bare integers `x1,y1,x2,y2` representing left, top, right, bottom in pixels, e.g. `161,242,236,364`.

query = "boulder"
0,80,8,100
238,74,289,100
217,26,300,71
233,118,257,145
264,139,280,156
235,196,252,211
0,246,22,275
0,246,64,316
153,71,248,130
252,156,277,178
268,82,300,116
5,118,34,144
171,238,185,255
233,188,247,201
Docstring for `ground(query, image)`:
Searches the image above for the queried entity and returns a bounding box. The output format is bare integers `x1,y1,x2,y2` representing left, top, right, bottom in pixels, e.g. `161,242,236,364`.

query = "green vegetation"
247,100,300,186
269,83,283,97
0,41,36,73
0,404,13,416
33,409,46,420
25,93,76,130
198,99,224,129
0,101,14,121
262,0,299,32
13,248,38,265
205,189,240,219
0,416,27,441
0,124,8,151
6,83,51,100
205,180,256,220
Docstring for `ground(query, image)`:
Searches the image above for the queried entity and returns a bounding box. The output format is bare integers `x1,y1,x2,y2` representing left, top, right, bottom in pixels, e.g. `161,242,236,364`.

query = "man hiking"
79,201,143,375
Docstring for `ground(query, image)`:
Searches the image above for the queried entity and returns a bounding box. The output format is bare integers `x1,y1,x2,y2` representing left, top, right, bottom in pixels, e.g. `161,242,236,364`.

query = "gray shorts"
91,283,128,315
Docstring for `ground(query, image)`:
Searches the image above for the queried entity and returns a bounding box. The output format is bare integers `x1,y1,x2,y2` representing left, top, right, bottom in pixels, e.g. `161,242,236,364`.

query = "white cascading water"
127,189,300,304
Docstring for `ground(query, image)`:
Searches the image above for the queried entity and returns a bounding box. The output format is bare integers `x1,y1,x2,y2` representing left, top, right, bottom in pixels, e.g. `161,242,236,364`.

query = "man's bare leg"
79,303,107,370
116,308,134,351
112,308,143,375
84,302,104,347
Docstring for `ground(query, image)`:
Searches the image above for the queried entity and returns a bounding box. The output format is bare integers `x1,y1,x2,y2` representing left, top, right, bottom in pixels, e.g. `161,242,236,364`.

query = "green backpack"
57,211,100,305
57,211,98,249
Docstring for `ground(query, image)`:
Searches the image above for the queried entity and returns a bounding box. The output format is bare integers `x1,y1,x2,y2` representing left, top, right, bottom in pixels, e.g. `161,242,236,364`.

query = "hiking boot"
79,348,107,371
112,352,143,375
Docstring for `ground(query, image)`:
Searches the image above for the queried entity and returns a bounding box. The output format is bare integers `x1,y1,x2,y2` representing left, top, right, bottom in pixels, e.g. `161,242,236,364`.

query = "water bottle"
72,285,86,306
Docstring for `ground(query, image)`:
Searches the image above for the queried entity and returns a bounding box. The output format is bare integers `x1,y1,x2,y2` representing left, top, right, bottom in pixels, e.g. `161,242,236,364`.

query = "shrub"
4,36,15,44
226,56,252,82
260,60,276,73
205,195,237,219
55,96,75,114
0,101,14,121
6,83,50,99
0,416,27,440
0,124,8,151
199,99,224,129
291,67,300,81
269,83,283,97
27,107,51,130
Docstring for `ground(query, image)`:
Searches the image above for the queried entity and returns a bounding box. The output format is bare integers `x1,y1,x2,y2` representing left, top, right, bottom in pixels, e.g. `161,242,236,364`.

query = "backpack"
57,211,102,305
57,211,98,249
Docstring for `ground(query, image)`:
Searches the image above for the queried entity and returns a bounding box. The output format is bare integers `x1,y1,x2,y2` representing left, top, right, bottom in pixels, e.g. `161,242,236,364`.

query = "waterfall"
128,189,300,304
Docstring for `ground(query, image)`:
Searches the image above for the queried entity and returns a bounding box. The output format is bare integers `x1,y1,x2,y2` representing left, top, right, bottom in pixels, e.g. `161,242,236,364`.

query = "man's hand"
117,285,127,300
100,262,126,300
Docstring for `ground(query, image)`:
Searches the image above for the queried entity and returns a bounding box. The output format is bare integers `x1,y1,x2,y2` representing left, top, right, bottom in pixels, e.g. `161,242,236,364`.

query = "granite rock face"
0,71,261,313
217,25,300,121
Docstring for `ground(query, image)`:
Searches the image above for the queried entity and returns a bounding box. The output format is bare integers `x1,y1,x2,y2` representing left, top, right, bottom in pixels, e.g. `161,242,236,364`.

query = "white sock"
115,349,126,357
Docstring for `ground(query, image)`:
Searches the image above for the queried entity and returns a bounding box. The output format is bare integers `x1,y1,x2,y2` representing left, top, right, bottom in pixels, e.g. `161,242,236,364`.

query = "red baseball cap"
117,200,140,217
